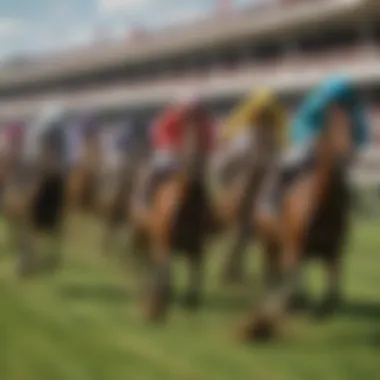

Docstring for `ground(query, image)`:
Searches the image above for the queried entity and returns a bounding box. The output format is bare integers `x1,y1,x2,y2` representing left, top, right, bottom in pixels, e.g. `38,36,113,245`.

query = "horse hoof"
143,288,172,323
181,293,201,310
237,316,275,342
251,318,275,341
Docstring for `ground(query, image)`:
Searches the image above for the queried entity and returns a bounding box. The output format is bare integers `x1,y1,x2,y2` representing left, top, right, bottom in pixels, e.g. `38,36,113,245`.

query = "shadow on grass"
59,282,131,304
337,300,380,321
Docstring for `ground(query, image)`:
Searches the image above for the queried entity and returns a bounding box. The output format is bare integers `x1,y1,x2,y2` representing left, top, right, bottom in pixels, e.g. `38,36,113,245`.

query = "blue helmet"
291,76,370,148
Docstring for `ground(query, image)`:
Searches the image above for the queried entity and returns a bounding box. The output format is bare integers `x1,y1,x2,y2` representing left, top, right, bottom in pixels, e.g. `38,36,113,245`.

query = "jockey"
291,76,369,150
97,119,141,185
23,102,69,172
216,90,287,185
283,75,370,170
99,123,119,171
115,119,142,155
142,94,216,203
80,113,100,141
66,112,100,169
65,117,85,168
0,121,25,159
110,119,141,163
151,95,214,161
223,90,285,137
261,76,371,216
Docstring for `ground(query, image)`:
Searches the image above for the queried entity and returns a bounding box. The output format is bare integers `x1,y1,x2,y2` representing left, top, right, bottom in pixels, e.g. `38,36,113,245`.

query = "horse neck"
313,151,348,206
182,151,207,184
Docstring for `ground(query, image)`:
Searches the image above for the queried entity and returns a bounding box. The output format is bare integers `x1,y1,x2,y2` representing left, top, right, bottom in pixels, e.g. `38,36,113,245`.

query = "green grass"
1,217,380,380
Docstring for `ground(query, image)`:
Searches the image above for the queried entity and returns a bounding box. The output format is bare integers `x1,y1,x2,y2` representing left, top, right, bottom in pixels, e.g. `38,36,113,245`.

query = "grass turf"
1,217,380,380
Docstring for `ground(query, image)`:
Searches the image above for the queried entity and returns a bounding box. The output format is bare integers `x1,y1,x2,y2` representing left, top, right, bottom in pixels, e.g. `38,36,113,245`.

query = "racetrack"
1,218,380,380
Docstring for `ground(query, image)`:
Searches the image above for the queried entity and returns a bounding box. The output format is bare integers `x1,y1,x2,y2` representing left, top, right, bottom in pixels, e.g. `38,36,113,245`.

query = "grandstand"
0,0,379,199
0,0,379,149
0,0,379,117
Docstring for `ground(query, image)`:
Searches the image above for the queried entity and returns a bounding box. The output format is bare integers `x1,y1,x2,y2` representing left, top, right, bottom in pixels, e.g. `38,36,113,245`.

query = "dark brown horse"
3,115,68,277
130,120,215,322
239,100,366,340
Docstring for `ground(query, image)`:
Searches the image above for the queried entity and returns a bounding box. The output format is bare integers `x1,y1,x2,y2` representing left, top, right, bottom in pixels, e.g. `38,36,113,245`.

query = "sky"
0,0,259,61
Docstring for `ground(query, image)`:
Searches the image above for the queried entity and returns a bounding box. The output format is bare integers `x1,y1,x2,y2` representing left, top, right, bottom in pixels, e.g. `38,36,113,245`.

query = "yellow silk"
222,90,287,144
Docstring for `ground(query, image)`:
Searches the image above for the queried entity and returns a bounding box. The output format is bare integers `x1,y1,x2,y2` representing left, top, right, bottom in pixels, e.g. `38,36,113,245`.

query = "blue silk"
291,76,370,148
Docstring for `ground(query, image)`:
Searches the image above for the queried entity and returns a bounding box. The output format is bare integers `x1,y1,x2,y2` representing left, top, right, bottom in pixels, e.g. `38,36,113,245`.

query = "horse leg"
143,176,180,321
238,238,303,341
244,176,318,338
286,270,310,313
143,216,174,322
221,226,250,285
182,253,203,310
314,256,342,319
145,251,173,322
262,238,309,312
262,239,280,290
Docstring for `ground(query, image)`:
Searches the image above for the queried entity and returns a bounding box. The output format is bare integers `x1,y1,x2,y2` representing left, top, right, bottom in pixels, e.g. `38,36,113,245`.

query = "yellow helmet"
222,89,287,144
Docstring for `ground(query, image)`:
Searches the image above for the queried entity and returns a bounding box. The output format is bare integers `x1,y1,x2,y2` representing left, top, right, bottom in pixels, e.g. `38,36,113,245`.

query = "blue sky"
0,0,258,60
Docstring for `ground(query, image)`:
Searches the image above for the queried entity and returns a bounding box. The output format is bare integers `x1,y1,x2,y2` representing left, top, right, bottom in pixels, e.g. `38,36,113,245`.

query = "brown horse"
239,101,364,341
130,120,215,322
215,104,286,285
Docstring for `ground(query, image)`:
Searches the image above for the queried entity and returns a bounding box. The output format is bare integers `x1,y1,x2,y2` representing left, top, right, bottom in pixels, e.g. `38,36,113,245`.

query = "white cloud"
151,6,206,28
0,18,24,39
98,0,152,14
